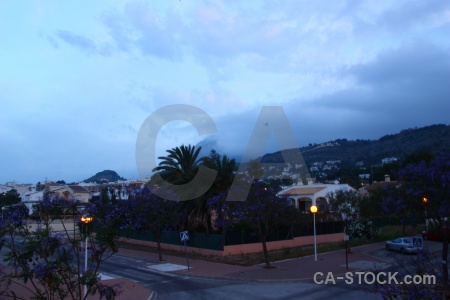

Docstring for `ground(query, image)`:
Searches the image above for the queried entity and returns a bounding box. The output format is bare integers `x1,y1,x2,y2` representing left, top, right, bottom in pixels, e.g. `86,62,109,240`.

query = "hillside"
83,170,126,184
259,124,450,178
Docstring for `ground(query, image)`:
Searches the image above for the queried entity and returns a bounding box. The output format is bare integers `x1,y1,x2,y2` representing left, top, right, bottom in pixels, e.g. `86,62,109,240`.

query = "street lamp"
310,205,318,261
81,216,93,297
422,198,428,231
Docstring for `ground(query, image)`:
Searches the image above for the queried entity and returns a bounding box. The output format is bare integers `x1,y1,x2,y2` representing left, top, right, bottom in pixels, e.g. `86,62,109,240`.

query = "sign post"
180,231,190,270
413,237,423,272
344,234,350,271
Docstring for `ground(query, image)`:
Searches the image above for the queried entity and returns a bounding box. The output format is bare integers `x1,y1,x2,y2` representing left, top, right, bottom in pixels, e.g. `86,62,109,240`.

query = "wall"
124,232,345,257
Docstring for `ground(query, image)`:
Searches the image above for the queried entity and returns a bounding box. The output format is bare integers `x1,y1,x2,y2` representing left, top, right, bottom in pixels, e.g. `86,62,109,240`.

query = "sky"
1,0,449,184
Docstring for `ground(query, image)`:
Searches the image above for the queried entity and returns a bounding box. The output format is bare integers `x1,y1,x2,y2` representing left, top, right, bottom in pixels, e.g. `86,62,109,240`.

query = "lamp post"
81,216,93,298
310,205,318,261
422,198,428,231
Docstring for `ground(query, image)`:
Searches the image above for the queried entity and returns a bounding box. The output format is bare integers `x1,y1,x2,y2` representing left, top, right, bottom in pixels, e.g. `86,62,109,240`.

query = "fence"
120,221,344,251
121,229,224,251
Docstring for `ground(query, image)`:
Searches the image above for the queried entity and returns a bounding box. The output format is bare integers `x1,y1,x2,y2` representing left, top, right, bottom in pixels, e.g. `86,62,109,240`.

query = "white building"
277,183,357,212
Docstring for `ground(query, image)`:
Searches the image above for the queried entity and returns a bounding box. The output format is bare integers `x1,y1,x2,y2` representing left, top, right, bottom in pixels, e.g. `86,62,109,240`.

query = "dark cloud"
288,42,450,143
351,42,450,87
344,42,450,124
376,0,450,32
202,41,450,161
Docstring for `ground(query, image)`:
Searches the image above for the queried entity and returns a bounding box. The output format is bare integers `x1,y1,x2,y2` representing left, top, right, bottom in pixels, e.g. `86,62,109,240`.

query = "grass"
377,224,424,241
119,225,424,267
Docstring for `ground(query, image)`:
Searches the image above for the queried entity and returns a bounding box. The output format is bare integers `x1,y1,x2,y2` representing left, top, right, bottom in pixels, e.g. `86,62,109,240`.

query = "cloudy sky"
1,0,449,184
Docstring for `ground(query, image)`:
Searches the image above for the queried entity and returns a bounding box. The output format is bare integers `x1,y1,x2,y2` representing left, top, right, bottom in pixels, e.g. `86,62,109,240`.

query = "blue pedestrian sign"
180,231,189,242
413,237,423,248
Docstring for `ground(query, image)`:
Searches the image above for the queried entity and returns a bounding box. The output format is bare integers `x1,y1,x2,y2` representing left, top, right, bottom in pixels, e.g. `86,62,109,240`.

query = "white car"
385,237,423,254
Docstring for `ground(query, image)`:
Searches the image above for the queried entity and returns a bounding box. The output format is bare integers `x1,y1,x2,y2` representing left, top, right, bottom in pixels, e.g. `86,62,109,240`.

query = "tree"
246,159,264,179
377,151,450,297
1,189,21,208
128,187,182,261
328,167,361,188
193,150,237,232
383,184,418,235
369,250,443,299
151,144,208,231
359,187,386,219
100,187,110,204
325,190,360,224
152,144,203,184
231,181,292,268
395,152,450,287
0,197,128,299
201,149,236,193
36,182,45,192
151,146,238,233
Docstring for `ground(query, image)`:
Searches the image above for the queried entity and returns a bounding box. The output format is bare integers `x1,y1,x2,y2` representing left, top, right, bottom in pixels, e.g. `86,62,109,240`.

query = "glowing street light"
81,216,92,223
310,205,318,261
81,215,93,297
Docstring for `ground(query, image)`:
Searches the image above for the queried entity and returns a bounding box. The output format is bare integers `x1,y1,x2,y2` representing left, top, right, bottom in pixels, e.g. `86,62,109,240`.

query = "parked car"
385,237,423,254
422,228,450,241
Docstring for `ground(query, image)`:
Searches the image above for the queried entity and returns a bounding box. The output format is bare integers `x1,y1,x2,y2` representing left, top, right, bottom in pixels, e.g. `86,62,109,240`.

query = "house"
382,157,398,165
359,174,398,198
47,184,90,203
21,191,44,215
277,183,357,212
67,185,90,202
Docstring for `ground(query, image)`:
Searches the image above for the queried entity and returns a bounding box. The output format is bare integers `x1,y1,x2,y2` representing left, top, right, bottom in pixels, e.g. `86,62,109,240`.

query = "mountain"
258,124,450,178
83,170,126,184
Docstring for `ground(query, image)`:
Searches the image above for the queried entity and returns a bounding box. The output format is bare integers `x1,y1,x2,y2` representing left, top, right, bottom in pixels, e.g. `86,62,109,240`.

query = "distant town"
1,153,399,216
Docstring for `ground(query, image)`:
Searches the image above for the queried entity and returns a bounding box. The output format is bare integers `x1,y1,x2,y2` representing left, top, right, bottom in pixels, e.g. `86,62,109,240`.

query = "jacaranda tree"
396,152,450,287
128,187,183,261
212,180,293,268
0,197,129,300
373,152,450,298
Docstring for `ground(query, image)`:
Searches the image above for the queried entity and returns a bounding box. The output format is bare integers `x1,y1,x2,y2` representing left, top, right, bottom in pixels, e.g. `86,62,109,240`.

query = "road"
1,239,444,299
99,240,447,299
99,254,380,300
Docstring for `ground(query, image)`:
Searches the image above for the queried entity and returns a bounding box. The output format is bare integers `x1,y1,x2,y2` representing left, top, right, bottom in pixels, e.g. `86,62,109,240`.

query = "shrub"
345,219,380,241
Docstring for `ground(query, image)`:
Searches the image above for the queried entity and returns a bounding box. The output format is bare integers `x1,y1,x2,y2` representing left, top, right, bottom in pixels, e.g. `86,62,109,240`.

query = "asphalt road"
99,240,448,299
99,253,380,300
1,239,445,299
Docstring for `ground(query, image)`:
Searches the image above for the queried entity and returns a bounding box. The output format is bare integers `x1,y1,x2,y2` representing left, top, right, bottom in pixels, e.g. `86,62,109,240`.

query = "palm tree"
151,144,206,230
152,144,203,184
202,149,236,192
198,150,237,232
152,146,237,233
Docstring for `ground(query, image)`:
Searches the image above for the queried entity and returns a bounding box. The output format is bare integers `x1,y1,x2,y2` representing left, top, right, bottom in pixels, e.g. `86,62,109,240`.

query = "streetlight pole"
422,198,428,231
310,205,318,261
81,216,92,298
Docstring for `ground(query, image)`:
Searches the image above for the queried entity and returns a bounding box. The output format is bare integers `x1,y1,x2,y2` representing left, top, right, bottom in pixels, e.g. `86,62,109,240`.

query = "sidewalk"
115,241,389,282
